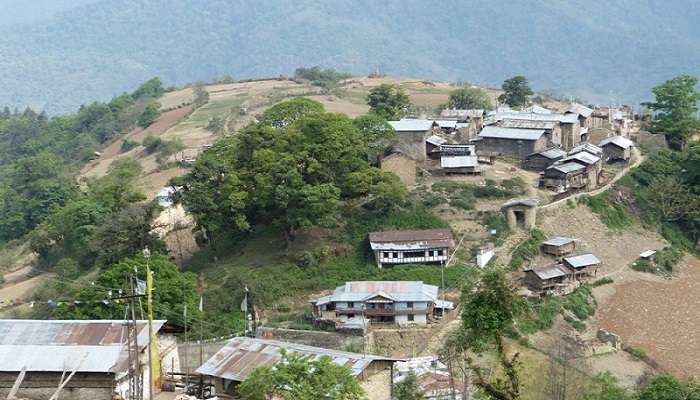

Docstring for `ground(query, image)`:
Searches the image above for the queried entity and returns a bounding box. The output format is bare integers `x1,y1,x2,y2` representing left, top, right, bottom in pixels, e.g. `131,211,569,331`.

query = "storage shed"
524,264,572,296
541,237,577,256
562,254,601,280
599,136,634,161
501,198,538,230
523,147,567,170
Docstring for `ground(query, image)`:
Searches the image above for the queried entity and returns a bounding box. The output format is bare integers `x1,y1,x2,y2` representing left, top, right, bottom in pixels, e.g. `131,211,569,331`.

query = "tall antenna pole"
128,276,143,400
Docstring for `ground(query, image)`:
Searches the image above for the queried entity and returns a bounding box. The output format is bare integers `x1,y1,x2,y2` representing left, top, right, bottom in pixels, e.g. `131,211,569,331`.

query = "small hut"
501,198,538,230
541,237,577,256
562,253,601,280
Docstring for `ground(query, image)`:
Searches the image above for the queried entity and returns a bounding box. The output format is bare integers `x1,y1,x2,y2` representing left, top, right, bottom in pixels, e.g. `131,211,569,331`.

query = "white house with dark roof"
311,281,453,325
368,229,454,268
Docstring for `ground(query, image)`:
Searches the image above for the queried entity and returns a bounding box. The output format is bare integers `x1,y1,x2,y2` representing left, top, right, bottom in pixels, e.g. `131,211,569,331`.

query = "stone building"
388,119,437,161
380,151,416,186
541,162,588,192
0,319,167,400
501,198,538,230
523,147,567,170
473,126,548,159
558,151,602,189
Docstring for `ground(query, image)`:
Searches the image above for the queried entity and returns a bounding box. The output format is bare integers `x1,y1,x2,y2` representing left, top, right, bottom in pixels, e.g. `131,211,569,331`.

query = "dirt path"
0,274,52,305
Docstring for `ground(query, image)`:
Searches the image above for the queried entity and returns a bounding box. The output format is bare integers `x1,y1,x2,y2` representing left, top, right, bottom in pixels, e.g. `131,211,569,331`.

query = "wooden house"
523,147,567,170
524,264,572,296
368,229,454,268
426,134,448,158
541,237,577,256
558,150,602,189
541,162,588,192
599,136,634,161
566,103,594,129
562,253,601,280
473,126,548,160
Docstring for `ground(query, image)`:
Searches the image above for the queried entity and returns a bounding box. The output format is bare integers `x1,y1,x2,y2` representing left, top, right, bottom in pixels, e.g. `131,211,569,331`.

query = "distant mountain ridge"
1,0,699,113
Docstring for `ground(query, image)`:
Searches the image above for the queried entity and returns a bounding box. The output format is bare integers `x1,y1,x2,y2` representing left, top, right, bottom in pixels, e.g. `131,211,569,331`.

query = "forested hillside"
1,0,699,113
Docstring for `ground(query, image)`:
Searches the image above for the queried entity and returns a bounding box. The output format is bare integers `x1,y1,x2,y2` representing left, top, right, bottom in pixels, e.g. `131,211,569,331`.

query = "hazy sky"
0,0,100,26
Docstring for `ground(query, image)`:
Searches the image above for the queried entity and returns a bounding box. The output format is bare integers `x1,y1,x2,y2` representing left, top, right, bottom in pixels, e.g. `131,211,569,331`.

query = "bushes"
592,277,614,287
120,139,137,153
582,194,633,230
481,212,511,245
142,135,185,165
508,229,546,269
631,246,684,274
515,285,596,335
430,179,526,211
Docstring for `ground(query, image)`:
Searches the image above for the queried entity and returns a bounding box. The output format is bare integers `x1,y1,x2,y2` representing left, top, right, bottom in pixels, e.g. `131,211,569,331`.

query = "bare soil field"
597,256,700,377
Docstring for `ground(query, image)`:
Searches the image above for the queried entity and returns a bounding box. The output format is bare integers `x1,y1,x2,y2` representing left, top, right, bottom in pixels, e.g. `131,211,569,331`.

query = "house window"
406,302,413,308
382,252,390,258
437,249,444,256
393,252,399,258
348,302,354,309
408,314,414,322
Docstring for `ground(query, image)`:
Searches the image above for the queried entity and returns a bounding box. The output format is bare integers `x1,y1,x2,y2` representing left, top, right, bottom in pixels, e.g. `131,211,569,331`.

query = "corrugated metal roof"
439,109,484,119
570,142,603,156
502,198,538,208
432,120,458,129
196,337,396,381
500,119,557,130
317,281,440,303
563,254,601,268
546,162,586,174
389,119,435,132
567,103,593,118
531,147,567,160
599,136,634,149
0,320,165,373
441,155,478,168
479,126,545,141
527,264,570,280
543,237,576,246
492,110,579,124
368,229,454,250
439,144,476,155
561,151,601,165
426,134,448,146
523,105,553,114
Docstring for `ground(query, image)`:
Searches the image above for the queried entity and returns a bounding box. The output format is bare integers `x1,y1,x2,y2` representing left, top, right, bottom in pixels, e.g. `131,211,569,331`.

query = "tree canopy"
643,74,699,149
366,84,411,120
498,76,533,108
237,351,365,400
175,98,406,243
447,87,493,110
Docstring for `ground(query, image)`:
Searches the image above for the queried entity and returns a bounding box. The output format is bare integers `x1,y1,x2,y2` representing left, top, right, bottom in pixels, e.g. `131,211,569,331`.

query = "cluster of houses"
380,103,635,194
523,236,602,296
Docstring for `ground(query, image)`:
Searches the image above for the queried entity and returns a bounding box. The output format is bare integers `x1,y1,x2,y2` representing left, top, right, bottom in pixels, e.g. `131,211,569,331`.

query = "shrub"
120,139,138,153
592,277,614,287
451,189,476,210
627,347,647,360
481,212,511,245
582,194,633,230
508,229,546,269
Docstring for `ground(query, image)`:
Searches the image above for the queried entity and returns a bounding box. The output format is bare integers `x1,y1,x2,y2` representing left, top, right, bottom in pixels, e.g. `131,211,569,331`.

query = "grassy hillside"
1,0,698,113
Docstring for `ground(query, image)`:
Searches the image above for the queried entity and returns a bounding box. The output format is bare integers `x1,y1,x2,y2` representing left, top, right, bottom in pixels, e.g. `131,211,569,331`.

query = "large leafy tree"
366,84,411,120
643,75,699,149
447,87,493,110
238,351,365,400
176,99,404,245
257,97,324,128
498,76,533,108
352,113,398,163
394,371,426,400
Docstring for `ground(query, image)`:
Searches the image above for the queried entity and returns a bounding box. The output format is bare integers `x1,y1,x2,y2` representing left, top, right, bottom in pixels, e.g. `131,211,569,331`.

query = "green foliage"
193,84,210,107
508,229,545,269
238,351,365,400
257,97,324,128
207,115,226,135
366,84,411,120
447,87,493,110
137,101,161,128
636,374,700,400
294,66,352,91
591,277,613,287
352,113,398,163
627,346,647,360
87,158,146,212
481,212,511,245
515,296,562,335
498,76,533,108
394,371,426,400
55,254,199,325
177,101,405,242
431,179,526,212
132,77,164,100
562,285,595,321
581,194,633,230
120,139,138,153
578,372,634,400
54,258,80,280
642,75,700,148
631,246,684,275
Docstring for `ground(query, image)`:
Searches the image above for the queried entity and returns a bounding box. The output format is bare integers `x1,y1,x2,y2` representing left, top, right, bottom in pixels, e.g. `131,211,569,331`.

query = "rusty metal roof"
196,337,396,381
0,319,165,373
368,229,454,250
317,281,440,303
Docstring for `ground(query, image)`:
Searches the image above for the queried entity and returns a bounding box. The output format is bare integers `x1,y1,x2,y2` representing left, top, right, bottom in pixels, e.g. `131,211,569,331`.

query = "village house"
394,357,465,400
439,108,485,129
566,103,594,129
432,119,459,134
562,253,601,280
389,119,438,161
557,150,602,189
196,337,398,398
426,134,449,158
473,126,548,159
380,150,416,186
368,229,454,268
541,162,588,192
486,107,581,150
570,142,603,158
501,198,538,230
599,135,634,161
541,237,577,256
499,118,562,146
0,319,168,400
524,264,572,296
311,281,454,326
523,147,567,170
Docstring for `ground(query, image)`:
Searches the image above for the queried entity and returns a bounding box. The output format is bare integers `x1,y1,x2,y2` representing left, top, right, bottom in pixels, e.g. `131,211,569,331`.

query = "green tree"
394,371,425,400
138,101,161,128
91,203,165,264
87,158,146,212
352,113,398,163
55,254,198,323
366,84,411,119
238,351,365,400
578,372,633,400
258,97,324,128
637,374,700,400
453,267,522,400
132,77,164,99
646,176,699,222
643,75,700,149
447,87,493,110
498,76,533,108
193,84,210,107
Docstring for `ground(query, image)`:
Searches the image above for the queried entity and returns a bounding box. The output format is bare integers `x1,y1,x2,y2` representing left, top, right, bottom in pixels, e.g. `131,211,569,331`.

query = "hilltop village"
0,72,698,400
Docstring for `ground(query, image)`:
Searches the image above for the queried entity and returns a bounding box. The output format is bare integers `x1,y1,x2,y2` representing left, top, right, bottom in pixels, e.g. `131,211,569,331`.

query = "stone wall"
256,327,364,351
381,154,416,186
0,372,113,400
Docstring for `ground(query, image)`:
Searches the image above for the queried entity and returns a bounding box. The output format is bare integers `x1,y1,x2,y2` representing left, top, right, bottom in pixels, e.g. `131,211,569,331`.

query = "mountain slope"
1,0,699,113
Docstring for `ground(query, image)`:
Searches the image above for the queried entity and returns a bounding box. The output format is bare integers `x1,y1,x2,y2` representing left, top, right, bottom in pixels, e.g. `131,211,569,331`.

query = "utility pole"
198,273,205,399
125,276,143,400
143,247,155,400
